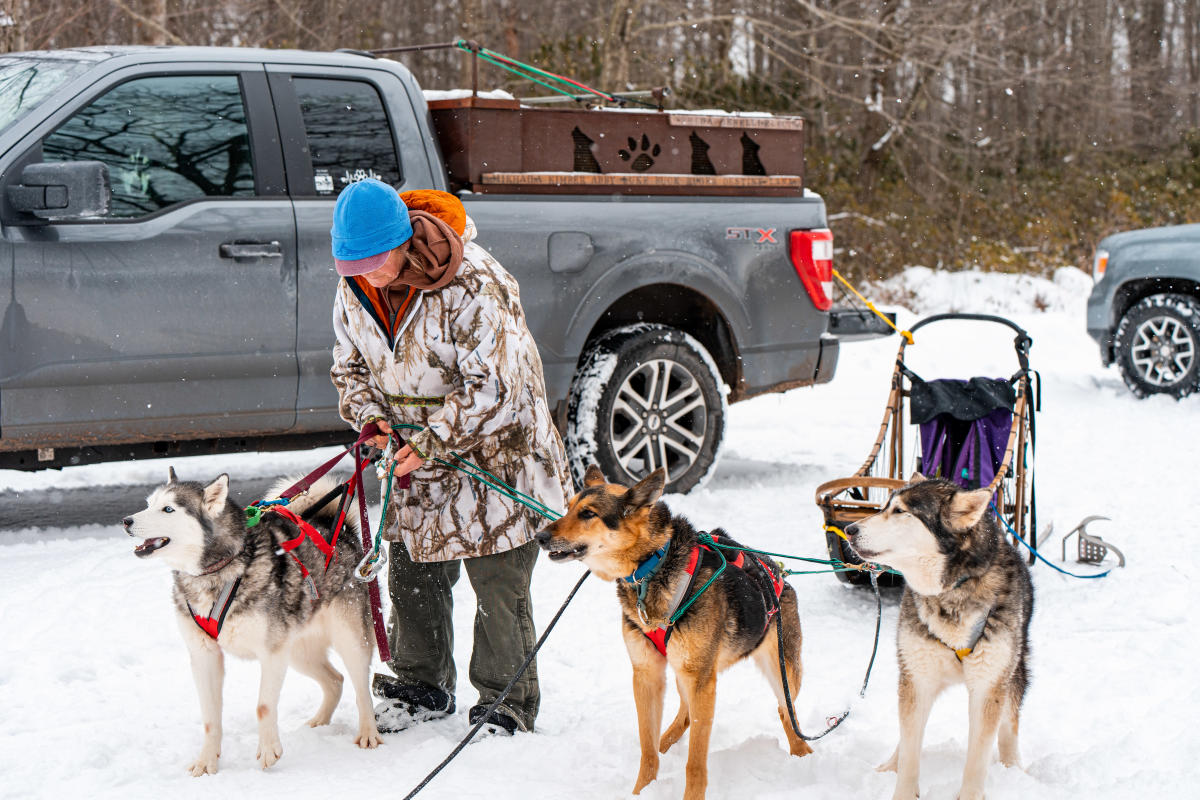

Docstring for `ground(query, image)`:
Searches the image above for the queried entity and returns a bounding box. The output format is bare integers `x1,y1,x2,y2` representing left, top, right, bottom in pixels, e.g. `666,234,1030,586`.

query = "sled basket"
815,314,1039,586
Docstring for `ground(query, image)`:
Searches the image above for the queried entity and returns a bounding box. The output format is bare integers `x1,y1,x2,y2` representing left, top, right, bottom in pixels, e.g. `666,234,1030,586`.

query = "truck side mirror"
7,161,111,221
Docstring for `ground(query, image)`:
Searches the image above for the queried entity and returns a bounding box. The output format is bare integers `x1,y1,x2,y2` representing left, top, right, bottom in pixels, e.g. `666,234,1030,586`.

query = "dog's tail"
264,473,357,530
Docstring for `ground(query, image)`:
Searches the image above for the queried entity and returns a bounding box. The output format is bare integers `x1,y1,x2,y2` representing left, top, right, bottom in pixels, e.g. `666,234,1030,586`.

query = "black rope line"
401,570,591,800
778,570,883,742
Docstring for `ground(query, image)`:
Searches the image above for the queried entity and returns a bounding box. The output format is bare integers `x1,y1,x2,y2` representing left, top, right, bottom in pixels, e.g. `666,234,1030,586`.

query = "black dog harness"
623,532,786,657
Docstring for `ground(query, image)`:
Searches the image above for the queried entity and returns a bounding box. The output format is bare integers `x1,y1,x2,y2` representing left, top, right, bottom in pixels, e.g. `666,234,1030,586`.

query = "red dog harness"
269,505,339,600
188,576,242,639
187,486,350,641
632,535,786,657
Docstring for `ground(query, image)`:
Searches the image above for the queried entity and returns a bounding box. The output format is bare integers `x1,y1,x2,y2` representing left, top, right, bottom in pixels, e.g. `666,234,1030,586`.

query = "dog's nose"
122,516,134,530
534,529,551,546
843,523,859,538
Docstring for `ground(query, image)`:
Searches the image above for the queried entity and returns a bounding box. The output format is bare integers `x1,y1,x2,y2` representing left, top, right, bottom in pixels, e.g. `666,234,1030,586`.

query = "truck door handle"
219,241,283,259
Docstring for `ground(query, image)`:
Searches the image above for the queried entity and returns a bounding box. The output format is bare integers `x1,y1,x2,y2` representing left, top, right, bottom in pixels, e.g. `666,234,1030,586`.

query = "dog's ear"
908,471,927,484
167,466,178,484
584,464,607,487
624,468,666,511
202,474,230,515
946,488,992,530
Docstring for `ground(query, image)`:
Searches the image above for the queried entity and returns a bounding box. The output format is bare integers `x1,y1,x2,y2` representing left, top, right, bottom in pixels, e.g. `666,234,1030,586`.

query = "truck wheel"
1114,294,1200,399
566,324,727,494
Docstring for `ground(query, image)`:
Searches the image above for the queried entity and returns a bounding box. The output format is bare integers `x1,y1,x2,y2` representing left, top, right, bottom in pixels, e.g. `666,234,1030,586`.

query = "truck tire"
566,324,727,494
1113,293,1200,399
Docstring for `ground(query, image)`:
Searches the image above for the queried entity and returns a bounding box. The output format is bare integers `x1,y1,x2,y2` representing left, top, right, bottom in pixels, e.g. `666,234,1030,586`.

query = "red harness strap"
188,576,242,640
644,545,703,657
268,505,337,600
642,545,785,657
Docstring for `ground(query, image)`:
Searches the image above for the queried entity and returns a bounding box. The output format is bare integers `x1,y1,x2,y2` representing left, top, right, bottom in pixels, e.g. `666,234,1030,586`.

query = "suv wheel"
566,324,727,494
1114,293,1200,398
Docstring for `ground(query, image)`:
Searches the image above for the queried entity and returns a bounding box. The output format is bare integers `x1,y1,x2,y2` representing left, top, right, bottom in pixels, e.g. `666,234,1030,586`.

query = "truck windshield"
0,56,92,136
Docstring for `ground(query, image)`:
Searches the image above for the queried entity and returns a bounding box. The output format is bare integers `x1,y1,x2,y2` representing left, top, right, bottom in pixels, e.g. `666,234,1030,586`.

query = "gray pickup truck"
0,46,886,492
1087,224,1200,399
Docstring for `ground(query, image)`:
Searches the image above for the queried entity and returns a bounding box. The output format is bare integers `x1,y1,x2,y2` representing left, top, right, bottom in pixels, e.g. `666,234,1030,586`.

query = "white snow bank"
870,266,1093,316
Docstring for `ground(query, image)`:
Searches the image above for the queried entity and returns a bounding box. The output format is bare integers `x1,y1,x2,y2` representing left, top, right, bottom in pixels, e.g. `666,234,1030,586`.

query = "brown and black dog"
535,465,812,800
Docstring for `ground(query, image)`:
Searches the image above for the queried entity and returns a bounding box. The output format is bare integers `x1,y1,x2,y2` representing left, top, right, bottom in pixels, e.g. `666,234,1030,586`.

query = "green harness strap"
391,423,562,521
376,425,891,595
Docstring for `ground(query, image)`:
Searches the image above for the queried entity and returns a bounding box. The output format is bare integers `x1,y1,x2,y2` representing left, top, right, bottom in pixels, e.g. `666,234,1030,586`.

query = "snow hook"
1058,516,1125,567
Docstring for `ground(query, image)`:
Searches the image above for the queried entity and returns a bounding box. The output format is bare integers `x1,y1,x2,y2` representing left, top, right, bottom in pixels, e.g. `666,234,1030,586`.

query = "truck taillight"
789,229,834,311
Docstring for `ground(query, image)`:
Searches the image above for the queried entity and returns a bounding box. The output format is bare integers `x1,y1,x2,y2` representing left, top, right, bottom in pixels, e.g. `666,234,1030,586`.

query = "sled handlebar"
909,313,1029,339
905,313,1032,373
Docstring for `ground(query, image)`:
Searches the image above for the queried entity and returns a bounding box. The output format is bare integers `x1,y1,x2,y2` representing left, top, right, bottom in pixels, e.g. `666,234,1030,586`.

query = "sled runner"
816,313,1040,585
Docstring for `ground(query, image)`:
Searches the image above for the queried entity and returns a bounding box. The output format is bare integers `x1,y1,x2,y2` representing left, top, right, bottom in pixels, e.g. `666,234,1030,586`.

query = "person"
328,179,572,735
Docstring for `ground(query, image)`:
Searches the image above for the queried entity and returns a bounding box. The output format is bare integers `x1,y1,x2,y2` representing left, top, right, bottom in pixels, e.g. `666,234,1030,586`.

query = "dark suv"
1087,224,1200,398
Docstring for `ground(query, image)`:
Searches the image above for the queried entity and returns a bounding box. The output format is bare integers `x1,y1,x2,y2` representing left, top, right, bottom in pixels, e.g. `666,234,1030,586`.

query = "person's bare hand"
390,444,425,478
367,419,393,450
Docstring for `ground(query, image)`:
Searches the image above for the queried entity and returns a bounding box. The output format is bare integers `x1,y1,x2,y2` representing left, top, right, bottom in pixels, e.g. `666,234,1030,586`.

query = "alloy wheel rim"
609,358,708,482
1131,315,1196,386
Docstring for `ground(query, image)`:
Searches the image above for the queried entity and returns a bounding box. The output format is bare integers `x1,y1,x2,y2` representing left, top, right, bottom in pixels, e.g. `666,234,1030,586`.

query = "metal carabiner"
375,439,397,482
354,548,388,582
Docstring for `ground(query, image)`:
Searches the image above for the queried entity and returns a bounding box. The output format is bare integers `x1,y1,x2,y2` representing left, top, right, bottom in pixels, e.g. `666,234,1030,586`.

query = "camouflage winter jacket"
331,216,573,562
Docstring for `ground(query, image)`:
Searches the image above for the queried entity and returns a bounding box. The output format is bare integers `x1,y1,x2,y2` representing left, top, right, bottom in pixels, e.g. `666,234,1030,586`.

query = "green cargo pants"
375,538,540,731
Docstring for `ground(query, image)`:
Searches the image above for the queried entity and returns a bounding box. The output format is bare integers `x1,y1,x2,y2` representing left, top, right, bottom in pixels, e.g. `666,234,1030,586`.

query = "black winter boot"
372,682,455,733
468,703,520,737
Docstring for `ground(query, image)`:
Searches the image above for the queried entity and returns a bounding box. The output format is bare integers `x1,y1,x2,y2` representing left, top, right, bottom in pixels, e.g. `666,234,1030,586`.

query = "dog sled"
816,313,1039,585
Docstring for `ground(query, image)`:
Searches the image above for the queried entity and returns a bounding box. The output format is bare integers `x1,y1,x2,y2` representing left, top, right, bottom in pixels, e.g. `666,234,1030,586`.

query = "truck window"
41,74,255,218
0,55,94,136
293,77,402,196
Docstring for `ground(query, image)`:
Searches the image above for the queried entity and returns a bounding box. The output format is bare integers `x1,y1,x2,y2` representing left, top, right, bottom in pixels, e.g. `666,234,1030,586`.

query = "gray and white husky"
123,468,382,775
845,476,1033,800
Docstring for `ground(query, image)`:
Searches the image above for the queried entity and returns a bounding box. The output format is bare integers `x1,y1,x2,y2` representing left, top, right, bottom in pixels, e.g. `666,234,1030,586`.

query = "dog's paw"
659,723,686,753
256,737,283,770
790,739,814,757
632,757,659,795
354,726,384,749
306,713,333,728
956,789,985,800
186,753,219,777
877,746,899,773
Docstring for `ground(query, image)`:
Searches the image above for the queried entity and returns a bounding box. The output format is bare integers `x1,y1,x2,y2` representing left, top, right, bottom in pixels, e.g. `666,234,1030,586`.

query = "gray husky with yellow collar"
844,476,1033,800
122,469,382,775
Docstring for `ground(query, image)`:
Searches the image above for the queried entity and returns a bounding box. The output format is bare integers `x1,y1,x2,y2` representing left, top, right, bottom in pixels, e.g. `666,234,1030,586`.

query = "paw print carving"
619,134,661,172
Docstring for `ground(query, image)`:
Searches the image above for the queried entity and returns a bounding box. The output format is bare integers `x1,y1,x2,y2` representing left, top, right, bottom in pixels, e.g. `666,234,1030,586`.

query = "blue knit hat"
330,179,414,276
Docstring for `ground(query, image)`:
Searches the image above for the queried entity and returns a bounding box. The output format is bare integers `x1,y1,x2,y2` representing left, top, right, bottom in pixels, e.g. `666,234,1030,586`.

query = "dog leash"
243,422,395,662
400,569,590,800
990,502,1113,579
687,536,889,741
781,569,883,741
706,535,903,578
317,425,585,800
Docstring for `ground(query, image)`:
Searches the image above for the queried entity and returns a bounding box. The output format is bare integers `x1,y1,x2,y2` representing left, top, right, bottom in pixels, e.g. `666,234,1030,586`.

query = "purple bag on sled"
909,376,1015,496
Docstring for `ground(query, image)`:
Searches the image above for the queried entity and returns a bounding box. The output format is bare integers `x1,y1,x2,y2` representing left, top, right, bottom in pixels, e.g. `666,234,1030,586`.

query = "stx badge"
726,227,778,244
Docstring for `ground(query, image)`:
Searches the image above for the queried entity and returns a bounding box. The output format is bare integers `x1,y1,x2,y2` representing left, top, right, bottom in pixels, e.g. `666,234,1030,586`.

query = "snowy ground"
2,267,1197,799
